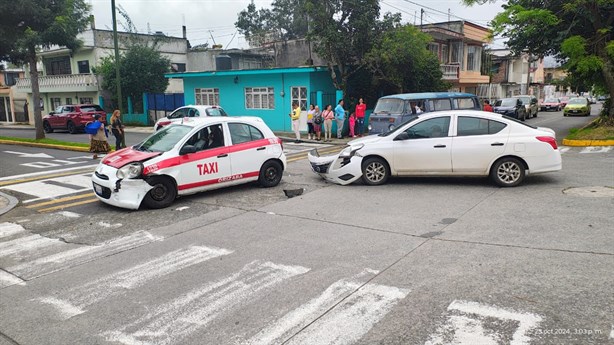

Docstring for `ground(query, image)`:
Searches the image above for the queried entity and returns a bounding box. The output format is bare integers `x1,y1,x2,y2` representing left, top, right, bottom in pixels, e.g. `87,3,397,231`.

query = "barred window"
245,87,274,109
195,88,220,106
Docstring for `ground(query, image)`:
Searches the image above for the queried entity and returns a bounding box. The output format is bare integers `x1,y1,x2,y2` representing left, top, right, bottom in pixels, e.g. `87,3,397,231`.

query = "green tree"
365,25,447,93
0,0,91,139
305,0,401,94
236,0,308,46
94,45,170,112
463,0,614,121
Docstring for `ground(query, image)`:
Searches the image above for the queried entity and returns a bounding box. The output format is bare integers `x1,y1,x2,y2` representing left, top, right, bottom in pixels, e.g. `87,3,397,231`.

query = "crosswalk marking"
0,222,25,238
0,270,25,288
1,174,92,200
0,234,60,258
425,300,543,345
38,245,233,319
6,231,162,280
580,146,612,154
103,260,310,345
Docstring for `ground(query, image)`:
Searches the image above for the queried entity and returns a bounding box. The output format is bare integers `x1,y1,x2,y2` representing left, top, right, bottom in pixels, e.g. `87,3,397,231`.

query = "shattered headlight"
339,144,364,159
117,162,143,179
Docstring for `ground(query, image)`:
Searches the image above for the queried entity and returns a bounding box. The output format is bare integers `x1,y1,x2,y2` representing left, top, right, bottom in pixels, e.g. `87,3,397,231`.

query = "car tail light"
158,121,171,127
536,136,558,149
277,137,283,150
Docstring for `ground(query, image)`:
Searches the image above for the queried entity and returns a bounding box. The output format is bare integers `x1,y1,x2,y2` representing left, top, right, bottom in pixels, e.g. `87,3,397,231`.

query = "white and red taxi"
92,117,286,209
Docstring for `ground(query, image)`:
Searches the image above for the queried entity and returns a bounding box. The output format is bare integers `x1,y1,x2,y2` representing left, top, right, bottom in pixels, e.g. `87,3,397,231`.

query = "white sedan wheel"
361,157,390,186
491,158,525,187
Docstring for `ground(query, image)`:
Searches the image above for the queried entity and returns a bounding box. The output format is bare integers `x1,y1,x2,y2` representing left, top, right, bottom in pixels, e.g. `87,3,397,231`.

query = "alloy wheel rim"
366,162,385,182
497,162,521,183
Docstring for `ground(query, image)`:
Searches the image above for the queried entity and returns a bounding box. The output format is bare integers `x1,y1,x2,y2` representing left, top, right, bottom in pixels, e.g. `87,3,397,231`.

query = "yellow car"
563,97,591,116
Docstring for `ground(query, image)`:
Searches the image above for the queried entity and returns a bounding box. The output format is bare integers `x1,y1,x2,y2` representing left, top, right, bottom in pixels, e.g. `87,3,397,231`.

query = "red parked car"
43,104,107,134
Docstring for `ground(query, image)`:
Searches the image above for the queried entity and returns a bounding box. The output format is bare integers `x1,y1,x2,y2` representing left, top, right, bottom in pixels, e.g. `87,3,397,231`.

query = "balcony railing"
441,64,460,80
15,74,98,92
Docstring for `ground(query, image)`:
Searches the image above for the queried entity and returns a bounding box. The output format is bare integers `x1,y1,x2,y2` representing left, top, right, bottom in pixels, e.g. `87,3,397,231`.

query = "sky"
89,0,507,49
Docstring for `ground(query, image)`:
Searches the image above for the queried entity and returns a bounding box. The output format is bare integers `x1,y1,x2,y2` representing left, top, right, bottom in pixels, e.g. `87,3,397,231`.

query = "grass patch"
565,126,614,140
0,136,90,148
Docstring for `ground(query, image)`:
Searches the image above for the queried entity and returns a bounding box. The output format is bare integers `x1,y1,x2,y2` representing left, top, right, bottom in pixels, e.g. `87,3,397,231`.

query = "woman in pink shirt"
322,104,335,142
355,98,366,136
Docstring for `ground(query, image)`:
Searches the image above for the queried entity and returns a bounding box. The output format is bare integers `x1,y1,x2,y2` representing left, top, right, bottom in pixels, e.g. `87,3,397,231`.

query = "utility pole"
111,0,122,112
420,9,424,27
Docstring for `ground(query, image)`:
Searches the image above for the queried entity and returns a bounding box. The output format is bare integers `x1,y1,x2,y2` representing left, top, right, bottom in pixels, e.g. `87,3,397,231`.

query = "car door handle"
491,143,504,146
256,147,266,151
433,145,447,148
217,154,228,158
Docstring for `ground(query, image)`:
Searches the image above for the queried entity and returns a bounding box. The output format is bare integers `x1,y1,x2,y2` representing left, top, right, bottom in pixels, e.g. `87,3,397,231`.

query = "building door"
291,86,307,130
0,97,7,122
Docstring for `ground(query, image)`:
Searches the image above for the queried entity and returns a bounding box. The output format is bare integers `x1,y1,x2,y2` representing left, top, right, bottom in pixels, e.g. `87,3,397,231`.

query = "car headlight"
117,162,143,179
339,144,364,159
388,124,396,131
368,124,372,131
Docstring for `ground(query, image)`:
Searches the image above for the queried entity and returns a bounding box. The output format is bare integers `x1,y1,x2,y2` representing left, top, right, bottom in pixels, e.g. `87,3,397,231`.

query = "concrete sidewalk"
0,191,18,216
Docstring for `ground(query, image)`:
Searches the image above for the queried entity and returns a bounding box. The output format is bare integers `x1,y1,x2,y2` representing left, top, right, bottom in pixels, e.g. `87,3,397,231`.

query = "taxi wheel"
258,160,283,187
143,176,177,209
361,157,390,186
490,157,525,187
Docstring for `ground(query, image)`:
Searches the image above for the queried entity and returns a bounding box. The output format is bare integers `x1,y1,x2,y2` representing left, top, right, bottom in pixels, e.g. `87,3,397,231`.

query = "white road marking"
244,268,404,345
175,206,190,211
0,270,25,288
7,231,162,280
67,156,96,160
38,245,233,319
283,283,409,345
558,147,571,153
0,222,25,238
58,211,81,218
0,234,60,258
0,164,98,182
580,146,612,154
1,174,92,199
21,161,63,168
3,151,54,159
425,300,543,345
103,260,310,345
97,221,122,228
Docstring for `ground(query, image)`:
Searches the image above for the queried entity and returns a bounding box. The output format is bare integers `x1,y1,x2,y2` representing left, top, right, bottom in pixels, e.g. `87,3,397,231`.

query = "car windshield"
373,98,404,114
567,98,587,105
80,105,104,112
379,116,420,137
136,125,192,152
207,108,227,116
515,97,530,104
545,98,559,103
496,98,516,107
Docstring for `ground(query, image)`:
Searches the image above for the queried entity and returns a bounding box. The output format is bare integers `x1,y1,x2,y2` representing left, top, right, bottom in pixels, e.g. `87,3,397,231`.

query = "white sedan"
308,110,562,187
92,117,286,209
154,105,228,131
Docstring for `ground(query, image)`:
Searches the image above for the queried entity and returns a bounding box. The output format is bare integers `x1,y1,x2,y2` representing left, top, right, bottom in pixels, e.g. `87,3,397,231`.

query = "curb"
0,191,18,216
562,139,614,147
0,139,91,152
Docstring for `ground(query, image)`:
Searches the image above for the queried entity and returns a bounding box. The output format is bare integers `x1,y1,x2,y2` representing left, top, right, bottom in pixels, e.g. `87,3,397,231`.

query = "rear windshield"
373,98,404,114
545,98,559,103
568,98,587,105
80,105,104,112
206,108,227,116
496,98,516,107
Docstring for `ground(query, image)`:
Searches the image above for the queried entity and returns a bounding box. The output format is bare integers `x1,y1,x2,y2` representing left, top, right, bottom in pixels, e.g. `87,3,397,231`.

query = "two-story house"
489,49,545,100
420,21,491,94
15,20,189,125
0,66,27,123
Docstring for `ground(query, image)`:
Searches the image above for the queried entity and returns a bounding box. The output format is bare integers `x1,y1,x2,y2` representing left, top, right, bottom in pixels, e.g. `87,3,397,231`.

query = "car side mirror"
394,132,410,141
180,145,197,155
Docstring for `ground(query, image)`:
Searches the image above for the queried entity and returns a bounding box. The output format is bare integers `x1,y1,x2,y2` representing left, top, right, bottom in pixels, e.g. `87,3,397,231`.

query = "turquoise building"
165,66,340,132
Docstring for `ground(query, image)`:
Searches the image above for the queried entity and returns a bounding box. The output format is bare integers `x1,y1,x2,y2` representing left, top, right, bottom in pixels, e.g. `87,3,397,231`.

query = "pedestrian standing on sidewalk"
348,112,356,138
88,114,110,159
110,109,125,151
355,98,366,136
313,105,323,141
334,99,345,139
322,104,334,142
290,102,302,143
307,104,316,140
483,100,494,112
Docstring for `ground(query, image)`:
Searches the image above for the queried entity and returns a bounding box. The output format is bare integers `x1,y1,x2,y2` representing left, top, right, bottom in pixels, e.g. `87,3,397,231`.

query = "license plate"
93,183,103,195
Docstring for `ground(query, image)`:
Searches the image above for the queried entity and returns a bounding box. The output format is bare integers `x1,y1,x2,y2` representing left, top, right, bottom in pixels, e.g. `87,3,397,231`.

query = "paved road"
0,128,151,147
0,107,612,345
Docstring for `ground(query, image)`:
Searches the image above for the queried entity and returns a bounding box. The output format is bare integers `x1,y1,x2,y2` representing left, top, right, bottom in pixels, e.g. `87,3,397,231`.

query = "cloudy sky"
89,0,507,49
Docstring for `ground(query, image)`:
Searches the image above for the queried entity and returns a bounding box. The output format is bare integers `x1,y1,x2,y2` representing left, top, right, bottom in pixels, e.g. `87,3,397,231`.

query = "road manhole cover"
563,186,614,198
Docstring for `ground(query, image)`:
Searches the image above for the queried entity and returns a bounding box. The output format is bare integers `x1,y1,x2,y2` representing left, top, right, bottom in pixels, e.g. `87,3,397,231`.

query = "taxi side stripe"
178,171,259,191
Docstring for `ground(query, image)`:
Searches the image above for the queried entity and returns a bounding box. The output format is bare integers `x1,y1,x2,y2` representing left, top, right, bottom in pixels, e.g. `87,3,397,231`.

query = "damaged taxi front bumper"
307,146,364,185
91,164,153,210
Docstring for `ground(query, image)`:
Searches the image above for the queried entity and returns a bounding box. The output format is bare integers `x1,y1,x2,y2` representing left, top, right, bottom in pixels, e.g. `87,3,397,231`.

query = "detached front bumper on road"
307,147,363,185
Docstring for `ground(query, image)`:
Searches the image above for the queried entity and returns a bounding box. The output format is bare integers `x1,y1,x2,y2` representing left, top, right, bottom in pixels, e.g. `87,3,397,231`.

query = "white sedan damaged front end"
92,163,153,210
307,144,364,185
